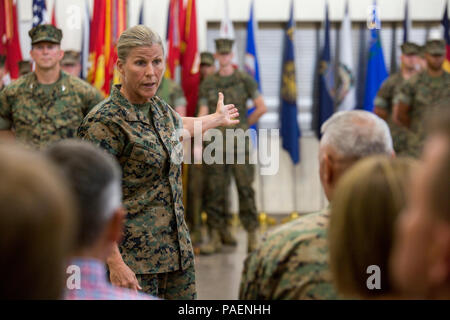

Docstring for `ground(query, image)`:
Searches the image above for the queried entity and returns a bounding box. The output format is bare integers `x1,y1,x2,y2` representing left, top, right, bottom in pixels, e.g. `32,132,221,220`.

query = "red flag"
0,0,23,79
88,0,127,96
181,0,200,117
165,0,182,79
111,0,127,89
87,0,104,86
442,2,450,72
51,1,57,26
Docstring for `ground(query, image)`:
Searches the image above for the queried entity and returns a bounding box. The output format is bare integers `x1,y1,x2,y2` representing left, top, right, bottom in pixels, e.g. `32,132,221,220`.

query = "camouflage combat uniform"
374,72,417,156
239,209,339,300
0,71,103,149
394,70,450,157
198,69,260,232
156,77,187,109
78,84,196,300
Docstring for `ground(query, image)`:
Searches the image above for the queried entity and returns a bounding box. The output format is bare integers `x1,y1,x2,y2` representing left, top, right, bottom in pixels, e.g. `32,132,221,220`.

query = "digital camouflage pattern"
204,163,258,231
0,71,103,149
400,42,420,55
239,209,339,300
215,38,234,54
61,50,81,66
374,72,417,156
29,24,62,44
424,39,446,55
156,77,187,108
394,71,450,157
200,52,214,66
199,69,259,152
77,85,195,281
137,264,196,299
198,70,260,232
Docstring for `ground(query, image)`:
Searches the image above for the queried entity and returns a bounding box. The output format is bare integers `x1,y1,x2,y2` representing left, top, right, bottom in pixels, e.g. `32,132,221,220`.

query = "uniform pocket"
121,142,167,201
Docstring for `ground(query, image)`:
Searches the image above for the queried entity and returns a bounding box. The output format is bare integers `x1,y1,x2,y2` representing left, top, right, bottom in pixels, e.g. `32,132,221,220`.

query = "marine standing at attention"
0,24,104,148
197,38,267,255
78,25,239,299
393,39,450,157
374,42,422,156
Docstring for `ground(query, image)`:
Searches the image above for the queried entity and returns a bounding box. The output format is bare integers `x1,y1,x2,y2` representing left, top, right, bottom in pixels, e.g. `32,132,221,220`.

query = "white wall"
12,0,448,214
16,0,449,58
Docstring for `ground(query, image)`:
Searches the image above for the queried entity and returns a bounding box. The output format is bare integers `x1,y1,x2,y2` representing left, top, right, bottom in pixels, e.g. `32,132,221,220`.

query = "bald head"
319,110,394,200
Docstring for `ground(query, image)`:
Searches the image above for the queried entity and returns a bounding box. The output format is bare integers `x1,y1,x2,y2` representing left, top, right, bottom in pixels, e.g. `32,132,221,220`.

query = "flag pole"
292,162,299,218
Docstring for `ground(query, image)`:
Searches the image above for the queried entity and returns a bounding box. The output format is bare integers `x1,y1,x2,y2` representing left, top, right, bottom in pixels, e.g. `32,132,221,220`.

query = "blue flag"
280,1,300,164
363,3,388,112
32,0,48,27
139,0,144,25
245,0,260,148
317,3,334,138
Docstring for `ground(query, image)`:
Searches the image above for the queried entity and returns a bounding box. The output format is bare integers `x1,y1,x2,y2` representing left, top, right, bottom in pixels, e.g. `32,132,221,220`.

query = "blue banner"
245,0,260,148
139,0,144,25
317,3,334,138
363,4,388,112
280,1,300,164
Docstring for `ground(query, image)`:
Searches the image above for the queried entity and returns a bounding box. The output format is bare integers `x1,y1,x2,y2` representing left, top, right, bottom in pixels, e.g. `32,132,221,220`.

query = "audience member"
329,156,416,298
390,106,450,299
45,139,156,300
0,143,75,299
239,110,394,299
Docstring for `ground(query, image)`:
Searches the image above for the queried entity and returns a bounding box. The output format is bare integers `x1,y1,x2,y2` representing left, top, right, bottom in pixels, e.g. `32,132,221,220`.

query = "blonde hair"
117,25,164,62
329,156,416,298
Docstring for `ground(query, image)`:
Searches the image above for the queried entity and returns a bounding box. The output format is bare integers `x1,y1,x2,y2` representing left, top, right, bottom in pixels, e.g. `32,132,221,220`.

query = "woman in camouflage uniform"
78,25,238,299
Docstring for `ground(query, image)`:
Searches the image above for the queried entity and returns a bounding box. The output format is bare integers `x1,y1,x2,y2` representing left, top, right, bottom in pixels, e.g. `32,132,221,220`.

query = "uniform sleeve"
242,72,260,100
374,78,392,109
393,78,413,106
0,88,12,130
82,86,105,115
77,117,125,157
197,77,211,107
168,105,183,130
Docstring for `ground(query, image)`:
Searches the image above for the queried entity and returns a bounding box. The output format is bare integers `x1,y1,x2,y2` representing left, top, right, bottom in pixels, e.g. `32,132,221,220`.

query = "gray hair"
117,25,165,62
45,139,122,251
320,110,393,159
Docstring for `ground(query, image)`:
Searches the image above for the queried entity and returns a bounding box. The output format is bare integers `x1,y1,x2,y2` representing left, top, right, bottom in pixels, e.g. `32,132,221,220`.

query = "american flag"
32,0,49,27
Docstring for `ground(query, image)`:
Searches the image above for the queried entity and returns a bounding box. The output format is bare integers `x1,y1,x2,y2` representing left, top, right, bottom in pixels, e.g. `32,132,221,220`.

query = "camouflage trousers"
389,121,422,158
390,121,417,157
136,264,196,300
186,164,204,236
204,163,258,232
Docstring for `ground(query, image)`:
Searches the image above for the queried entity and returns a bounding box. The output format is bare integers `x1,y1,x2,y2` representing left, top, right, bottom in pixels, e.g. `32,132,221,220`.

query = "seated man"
45,139,157,300
239,110,394,299
0,143,75,299
390,106,450,299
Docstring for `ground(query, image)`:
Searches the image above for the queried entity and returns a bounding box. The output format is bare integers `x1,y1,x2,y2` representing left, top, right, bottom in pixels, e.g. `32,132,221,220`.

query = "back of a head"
320,110,393,160
329,156,416,298
0,144,75,299
45,139,122,252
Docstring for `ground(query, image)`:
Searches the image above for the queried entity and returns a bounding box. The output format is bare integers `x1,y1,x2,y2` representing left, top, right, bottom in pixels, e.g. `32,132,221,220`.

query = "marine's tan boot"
199,229,223,255
247,230,258,253
219,227,237,246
